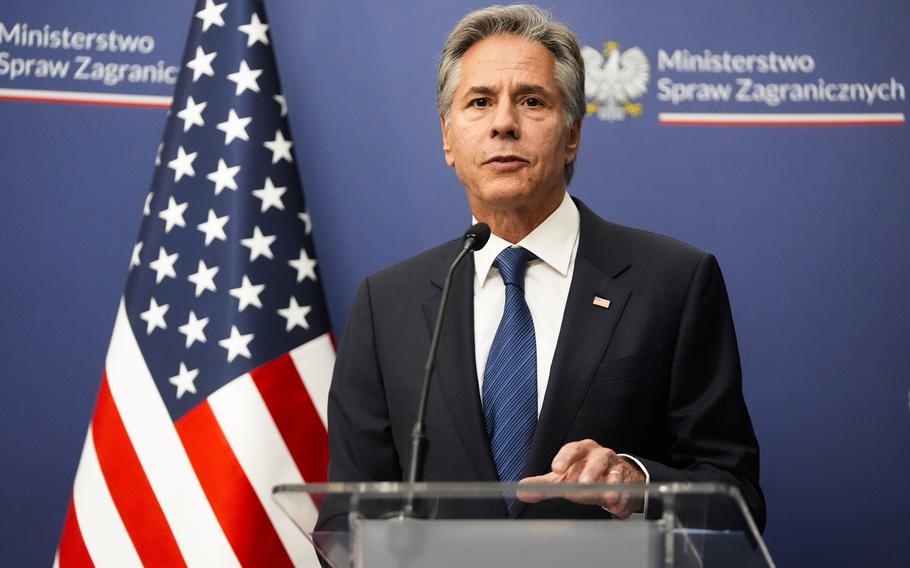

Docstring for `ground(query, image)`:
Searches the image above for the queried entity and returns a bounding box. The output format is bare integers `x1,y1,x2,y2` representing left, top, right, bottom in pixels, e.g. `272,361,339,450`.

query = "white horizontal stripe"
209,375,321,568
72,427,142,567
659,112,905,124
288,334,335,426
0,87,171,107
106,300,240,567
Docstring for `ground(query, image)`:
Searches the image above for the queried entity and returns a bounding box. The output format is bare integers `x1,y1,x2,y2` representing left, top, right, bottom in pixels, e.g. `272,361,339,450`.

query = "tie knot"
494,247,536,288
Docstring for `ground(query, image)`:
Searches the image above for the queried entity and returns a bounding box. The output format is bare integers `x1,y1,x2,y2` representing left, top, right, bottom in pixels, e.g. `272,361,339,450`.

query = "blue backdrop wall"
1,1,908,566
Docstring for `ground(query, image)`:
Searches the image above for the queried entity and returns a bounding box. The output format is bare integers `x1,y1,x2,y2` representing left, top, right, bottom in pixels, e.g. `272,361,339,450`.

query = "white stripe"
72,427,142,567
52,548,60,568
209,375,321,568
288,334,335,426
658,112,905,124
0,87,171,107
106,300,240,567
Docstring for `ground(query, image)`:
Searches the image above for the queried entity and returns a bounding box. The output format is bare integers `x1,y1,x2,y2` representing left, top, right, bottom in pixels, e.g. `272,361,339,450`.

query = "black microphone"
398,223,490,517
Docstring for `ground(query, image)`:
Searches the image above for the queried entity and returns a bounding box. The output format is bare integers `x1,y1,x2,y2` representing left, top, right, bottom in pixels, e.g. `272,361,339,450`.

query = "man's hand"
517,439,646,518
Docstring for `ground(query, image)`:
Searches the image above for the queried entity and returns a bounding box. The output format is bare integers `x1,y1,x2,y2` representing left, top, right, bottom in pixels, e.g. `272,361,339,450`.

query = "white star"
278,297,312,331
219,325,254,362
167,145,197,182
176,96,206,132
168,362,199,399
288,247,318,282
186,46,217,81
238,13,270,46
197,209,229,246
216,109,252,145
273,94,287,117
263,129,293,164
130,241,143,269
158,196,188,233
187,259,219,297
154,143,163,166
240,226,276,261
178,311,209,348
206,158,241,195
229,275,265,312
144,192,154,216
139,297,169,335
226,60,262,96
298,211,312,234
195,0,227,32
148,246,179,284
252,177,287,212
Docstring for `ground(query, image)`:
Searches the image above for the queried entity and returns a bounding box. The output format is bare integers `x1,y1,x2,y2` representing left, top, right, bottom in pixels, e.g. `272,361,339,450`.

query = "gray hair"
436,4,585,183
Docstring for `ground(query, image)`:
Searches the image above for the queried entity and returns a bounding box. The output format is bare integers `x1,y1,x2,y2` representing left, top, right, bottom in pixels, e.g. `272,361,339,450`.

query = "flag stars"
239,13,270,46
144,192,154,216
158,196,189,233
219,325,254,362
148,246,179,284
252,177,287,212
155,143,163,166
168,362,199,399
187,259,219,297
216,109,252,145
227,60,262,95
178,311,209,348
197,209,229,246
176,96,207,132
240,226,276,261
195,0,227,32
264,129,293,164
289,248,318,282
130,242,143,269
140,297,169,335
186,46,217,81
298,211,312,234
273,94,287,117
167,146,197,182
206,158,241,195
229,275,266,311
278,297,312,331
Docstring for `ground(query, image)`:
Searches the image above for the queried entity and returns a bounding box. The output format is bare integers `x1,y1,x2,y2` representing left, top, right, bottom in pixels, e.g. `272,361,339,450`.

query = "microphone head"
463,223,491,251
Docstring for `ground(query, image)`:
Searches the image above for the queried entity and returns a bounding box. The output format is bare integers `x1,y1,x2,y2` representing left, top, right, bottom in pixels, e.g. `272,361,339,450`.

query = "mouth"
483,155,529,165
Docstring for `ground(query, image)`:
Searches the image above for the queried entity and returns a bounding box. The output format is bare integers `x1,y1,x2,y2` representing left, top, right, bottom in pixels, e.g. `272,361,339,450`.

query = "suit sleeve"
634,253,766,531
316,277,402,530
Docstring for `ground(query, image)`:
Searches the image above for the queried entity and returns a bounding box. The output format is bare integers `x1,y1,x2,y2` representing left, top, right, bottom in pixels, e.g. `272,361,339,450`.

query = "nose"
490,102,519,140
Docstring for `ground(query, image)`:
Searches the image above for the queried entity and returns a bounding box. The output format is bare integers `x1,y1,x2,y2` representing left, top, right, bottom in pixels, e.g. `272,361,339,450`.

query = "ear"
564,120,581,165
440,114,455,167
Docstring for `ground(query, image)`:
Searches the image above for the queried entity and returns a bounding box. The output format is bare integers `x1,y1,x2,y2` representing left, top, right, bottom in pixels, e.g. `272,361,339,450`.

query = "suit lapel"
518,205,632,516
423,250,500,482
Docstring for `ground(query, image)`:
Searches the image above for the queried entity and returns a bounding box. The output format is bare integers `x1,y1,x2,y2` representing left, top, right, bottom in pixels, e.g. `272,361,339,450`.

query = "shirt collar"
473,192,580,286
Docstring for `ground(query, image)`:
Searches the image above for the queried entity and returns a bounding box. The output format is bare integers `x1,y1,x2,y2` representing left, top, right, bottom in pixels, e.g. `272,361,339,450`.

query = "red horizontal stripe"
660,119,904,127
58,497,94,568
92,375,187,567
0,95,169,109
177,401,294,568
251,354,329,507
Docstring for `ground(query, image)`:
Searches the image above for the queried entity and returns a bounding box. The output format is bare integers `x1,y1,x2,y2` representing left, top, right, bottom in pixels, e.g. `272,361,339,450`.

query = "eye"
469,98,490,108
523,97,544,107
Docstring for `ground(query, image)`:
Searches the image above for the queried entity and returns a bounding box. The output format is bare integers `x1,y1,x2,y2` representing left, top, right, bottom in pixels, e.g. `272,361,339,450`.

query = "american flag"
55,0,332,565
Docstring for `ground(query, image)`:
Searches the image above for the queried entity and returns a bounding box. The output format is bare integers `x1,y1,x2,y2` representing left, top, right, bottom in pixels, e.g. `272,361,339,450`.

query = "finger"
516,472,565,503
551,439,599,473
577,448,619,483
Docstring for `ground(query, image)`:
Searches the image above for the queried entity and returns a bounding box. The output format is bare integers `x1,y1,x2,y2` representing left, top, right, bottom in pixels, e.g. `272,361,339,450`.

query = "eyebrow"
463,83,556,99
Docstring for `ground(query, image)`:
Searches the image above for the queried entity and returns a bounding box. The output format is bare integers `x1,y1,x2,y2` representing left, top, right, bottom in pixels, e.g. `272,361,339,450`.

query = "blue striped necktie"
482,246,537,510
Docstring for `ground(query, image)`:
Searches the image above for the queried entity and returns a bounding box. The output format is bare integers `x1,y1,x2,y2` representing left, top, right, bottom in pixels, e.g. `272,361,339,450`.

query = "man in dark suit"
321,4,764,529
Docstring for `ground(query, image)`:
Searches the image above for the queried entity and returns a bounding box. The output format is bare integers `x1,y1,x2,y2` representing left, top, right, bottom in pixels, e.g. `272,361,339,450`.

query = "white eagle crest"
582,42,651,122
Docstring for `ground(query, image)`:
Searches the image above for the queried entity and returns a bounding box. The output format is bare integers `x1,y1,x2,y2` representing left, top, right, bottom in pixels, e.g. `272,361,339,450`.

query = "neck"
472,190,565,244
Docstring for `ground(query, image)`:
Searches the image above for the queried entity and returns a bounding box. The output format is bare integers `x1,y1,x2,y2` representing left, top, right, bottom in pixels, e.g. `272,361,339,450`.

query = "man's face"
441,34,580,220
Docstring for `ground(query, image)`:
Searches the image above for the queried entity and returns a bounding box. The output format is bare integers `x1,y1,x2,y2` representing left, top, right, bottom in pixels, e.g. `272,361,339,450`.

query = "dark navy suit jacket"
319,199,765,530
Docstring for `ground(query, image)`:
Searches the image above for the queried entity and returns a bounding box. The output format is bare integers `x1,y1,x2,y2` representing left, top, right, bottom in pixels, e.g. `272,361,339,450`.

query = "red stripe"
0,95,169,109
58,498,94,568
251,354,329,484
92,375,187,567
660,119,904,127
176,401,294,568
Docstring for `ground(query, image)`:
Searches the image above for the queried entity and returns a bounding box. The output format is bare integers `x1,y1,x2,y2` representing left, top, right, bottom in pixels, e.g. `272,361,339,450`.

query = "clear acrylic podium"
273,482,774,568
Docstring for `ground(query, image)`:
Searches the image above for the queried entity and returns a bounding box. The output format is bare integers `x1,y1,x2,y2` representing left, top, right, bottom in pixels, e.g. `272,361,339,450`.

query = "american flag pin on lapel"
592,296,611,309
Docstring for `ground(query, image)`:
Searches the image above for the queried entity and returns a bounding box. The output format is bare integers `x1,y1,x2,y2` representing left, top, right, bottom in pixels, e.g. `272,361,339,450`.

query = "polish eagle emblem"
582,41,651,122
